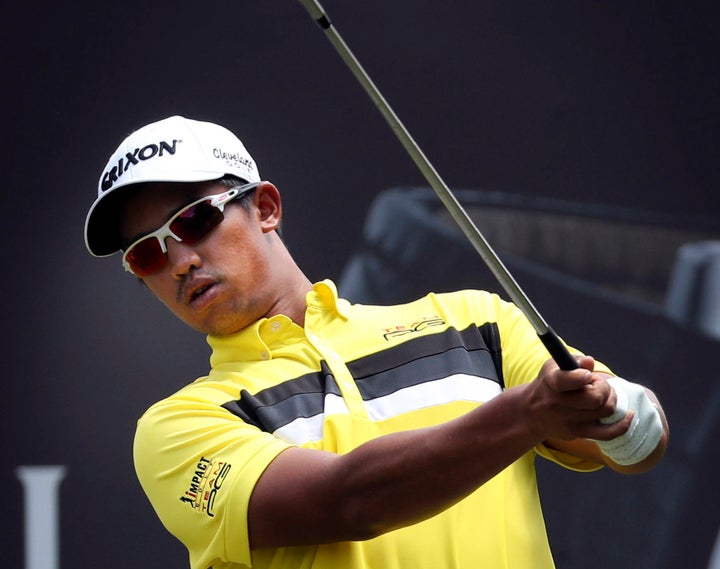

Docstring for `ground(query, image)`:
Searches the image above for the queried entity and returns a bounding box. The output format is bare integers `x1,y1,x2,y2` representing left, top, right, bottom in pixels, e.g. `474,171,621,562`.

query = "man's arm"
248,355,649,550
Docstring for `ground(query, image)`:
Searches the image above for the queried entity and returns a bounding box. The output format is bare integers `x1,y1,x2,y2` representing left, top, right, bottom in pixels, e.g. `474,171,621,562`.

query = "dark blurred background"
2,1,718,567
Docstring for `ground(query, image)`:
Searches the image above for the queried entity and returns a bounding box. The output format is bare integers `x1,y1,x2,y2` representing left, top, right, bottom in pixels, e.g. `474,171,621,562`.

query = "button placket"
304,329,368,419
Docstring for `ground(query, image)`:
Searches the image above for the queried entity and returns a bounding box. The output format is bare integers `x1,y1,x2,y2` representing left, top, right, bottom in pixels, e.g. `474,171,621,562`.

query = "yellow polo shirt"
134,280,607,569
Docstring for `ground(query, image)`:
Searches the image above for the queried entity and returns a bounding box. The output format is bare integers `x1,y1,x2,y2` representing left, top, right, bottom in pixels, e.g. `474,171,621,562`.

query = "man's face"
118,181,281,335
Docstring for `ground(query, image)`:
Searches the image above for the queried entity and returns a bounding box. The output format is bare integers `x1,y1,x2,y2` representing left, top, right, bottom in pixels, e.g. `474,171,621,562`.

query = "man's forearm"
249,385,542,548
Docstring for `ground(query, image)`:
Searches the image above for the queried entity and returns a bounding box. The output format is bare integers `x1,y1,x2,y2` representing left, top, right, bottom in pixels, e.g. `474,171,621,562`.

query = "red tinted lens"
169,201,224,244
125,200,225,277
125,238,167,278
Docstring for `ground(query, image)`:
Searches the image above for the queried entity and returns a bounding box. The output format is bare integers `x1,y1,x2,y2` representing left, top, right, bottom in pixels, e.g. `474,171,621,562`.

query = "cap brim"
84,184,138,257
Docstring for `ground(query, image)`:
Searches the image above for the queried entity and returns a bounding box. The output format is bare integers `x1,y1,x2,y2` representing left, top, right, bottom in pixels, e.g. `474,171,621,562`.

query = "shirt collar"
207,279,350,366
306,279,351,320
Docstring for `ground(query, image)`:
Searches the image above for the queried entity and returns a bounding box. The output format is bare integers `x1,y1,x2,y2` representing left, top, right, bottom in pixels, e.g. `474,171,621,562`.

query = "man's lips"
179,275,221,307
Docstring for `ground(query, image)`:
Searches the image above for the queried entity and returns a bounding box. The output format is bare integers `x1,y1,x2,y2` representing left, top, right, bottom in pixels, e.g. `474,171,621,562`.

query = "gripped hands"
523,355,633,443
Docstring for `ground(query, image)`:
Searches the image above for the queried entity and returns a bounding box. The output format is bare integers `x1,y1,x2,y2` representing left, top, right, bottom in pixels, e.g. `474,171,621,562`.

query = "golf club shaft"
298,0,578,371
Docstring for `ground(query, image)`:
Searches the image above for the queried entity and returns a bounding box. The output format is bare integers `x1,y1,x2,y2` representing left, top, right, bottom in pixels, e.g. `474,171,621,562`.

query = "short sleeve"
133,390,293,569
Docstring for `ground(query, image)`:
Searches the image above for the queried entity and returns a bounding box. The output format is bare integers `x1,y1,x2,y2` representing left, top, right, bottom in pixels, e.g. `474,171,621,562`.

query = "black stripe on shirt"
348,323,503,400
222,361,339,431
222,323,503,433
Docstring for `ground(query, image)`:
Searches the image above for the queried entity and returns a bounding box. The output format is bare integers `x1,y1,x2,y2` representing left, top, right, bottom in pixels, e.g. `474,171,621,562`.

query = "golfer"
84,115,668,569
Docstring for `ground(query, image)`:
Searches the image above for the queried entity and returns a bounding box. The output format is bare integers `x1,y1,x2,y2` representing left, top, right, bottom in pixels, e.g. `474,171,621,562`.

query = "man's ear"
254,182,282,233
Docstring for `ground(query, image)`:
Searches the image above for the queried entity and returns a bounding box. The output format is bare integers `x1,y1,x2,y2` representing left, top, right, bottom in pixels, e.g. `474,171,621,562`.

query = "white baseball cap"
84,115,261,257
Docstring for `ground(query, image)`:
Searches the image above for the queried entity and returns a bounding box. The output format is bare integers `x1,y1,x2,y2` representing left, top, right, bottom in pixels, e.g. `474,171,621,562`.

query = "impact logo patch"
179,456,232,517
382,315,445,340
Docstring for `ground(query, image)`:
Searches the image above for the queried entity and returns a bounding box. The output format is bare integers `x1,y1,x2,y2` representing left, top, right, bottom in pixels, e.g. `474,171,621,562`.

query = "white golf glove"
595,376,663,465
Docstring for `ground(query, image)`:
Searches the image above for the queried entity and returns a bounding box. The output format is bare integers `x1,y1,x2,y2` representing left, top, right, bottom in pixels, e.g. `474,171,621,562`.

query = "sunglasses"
122,182,260,277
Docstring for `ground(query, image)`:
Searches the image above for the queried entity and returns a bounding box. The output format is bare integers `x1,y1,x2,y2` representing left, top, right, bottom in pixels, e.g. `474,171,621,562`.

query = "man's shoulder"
353,288,499,309
371,288,505,318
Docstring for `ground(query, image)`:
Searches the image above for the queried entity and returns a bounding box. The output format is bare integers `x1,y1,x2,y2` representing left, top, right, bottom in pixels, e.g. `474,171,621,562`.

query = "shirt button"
270,321,282,332
260,351,270,360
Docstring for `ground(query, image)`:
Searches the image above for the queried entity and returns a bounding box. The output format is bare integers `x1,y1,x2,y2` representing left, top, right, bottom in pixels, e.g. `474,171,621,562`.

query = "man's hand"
522,355,633,442
529,355,669,473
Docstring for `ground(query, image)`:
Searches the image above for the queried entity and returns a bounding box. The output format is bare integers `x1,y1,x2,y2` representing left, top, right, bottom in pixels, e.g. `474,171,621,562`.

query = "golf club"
298,0,579,371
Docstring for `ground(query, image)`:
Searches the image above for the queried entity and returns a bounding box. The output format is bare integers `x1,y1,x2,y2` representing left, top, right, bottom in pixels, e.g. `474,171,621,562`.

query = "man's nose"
165,237,203,279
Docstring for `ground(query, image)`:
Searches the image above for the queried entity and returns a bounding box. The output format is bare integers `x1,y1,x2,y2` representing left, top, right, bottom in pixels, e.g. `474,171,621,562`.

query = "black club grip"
538,328,579,371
